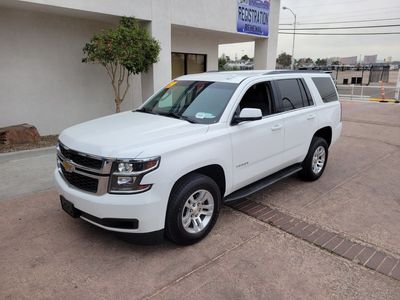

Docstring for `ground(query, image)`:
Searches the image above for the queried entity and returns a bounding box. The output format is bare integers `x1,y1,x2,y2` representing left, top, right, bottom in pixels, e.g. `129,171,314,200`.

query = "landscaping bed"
0,135,58,153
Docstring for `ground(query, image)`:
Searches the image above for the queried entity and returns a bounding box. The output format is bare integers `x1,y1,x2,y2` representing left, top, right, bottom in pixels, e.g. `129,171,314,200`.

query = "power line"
279,17,400,26
279,24,400,30
280,6,400,23
284,0,364,9
279,31,400,35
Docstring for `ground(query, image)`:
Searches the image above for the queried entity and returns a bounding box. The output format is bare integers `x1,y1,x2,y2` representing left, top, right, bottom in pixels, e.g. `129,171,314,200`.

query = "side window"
312,77,339,102
275,79,305,111
299,79,314,106
237,82,274,117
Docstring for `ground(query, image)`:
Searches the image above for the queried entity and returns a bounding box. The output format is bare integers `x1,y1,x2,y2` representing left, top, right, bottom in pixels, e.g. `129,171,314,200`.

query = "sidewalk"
0,147,56,200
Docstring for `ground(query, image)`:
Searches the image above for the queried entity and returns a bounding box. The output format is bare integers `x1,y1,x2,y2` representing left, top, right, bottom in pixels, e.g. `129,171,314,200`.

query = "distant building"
384,56,392,63
340,56,358,66
364,55,377,65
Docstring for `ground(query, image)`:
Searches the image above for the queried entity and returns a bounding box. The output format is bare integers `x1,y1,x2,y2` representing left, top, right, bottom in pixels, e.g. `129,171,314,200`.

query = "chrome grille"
59,143,103,170
60,164,98,193
57,142,114,195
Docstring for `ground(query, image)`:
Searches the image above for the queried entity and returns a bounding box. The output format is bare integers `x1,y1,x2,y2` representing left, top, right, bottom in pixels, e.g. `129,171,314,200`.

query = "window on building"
312,77,339,102
172,53,185,79
275,79,307,111
171,53,207,79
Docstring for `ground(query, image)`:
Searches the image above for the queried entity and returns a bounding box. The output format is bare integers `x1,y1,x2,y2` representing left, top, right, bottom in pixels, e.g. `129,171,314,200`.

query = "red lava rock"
0,123,40,145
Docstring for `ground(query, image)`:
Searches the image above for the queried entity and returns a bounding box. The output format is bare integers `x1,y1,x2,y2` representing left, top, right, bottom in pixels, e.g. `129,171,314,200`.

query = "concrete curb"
0,146,56,162
0,145,55,157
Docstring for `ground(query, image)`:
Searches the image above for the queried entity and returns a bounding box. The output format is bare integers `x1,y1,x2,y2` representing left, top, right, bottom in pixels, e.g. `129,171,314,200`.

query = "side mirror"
232,108,262,124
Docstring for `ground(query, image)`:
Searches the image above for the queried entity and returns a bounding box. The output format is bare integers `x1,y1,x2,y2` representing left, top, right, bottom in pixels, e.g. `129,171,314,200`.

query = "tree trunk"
115,97,121,113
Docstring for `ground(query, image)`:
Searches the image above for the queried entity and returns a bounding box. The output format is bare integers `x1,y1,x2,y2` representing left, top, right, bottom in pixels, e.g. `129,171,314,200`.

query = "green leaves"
82,17,160,75
82,16,161,112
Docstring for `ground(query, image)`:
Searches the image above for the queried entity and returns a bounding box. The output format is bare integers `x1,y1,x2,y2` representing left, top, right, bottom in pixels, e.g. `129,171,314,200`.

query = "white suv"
55,70,342,245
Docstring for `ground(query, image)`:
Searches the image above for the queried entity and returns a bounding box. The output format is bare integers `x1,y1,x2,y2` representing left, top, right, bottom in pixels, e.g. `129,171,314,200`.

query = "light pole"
283,6,296,70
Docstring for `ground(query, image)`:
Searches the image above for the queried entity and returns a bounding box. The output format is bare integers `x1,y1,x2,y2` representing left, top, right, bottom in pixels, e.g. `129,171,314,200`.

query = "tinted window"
275,79,304,111
312,77,338,102
237,82,274,116
299,79,314,106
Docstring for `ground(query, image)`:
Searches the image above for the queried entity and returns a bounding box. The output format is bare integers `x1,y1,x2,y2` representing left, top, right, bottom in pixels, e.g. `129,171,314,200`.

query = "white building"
0,0,281,134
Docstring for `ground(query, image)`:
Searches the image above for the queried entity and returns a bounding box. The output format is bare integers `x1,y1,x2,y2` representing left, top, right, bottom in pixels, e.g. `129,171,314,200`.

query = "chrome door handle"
271,124,283,131
307,114,316,120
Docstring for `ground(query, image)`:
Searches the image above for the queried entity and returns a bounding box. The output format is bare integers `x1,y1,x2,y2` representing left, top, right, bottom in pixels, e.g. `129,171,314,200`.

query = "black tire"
165,173,221,245
299,137,329,181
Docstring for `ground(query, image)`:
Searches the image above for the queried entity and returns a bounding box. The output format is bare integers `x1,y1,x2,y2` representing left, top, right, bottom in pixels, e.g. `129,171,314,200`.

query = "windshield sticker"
165,81,177,89
195,112,215,119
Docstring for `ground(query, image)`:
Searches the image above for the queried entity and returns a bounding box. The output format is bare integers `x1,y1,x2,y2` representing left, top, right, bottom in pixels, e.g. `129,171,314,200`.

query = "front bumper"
55,169,168,233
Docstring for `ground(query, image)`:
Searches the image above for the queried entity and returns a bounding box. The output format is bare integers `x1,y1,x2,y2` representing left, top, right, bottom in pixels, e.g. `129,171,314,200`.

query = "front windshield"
138,80,238,124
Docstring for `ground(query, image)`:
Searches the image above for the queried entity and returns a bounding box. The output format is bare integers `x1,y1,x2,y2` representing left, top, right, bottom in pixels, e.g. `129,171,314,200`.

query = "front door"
229,81,285,190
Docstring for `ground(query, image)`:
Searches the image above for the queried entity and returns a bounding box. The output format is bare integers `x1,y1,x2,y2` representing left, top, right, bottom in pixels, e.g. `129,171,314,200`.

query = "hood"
59,111,208,158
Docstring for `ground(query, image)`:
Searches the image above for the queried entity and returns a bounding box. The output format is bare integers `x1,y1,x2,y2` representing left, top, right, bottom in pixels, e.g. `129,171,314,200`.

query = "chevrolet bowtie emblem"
62,160,75,173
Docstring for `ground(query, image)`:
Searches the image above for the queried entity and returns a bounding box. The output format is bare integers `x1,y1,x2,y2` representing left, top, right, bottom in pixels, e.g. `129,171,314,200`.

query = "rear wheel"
299,137,329,181
165,173,221,245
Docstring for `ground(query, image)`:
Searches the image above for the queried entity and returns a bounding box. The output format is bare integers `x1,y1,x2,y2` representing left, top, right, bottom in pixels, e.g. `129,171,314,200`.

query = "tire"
165,173,221,245
299,137,329,181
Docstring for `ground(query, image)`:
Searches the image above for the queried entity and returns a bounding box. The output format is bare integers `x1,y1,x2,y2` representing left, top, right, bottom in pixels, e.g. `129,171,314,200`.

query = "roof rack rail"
263,70,328,75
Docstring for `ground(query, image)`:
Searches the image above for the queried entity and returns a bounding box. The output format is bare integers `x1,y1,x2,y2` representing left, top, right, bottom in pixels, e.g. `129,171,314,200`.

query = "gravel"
0,135,58,153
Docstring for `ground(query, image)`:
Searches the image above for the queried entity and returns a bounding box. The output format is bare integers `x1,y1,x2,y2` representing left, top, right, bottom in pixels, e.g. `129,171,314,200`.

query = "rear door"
273,78,318,166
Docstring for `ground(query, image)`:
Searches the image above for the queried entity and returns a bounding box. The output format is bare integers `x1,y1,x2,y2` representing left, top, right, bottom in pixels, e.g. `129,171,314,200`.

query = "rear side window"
275,79,306,111
299,79,314,106
312,77,338,102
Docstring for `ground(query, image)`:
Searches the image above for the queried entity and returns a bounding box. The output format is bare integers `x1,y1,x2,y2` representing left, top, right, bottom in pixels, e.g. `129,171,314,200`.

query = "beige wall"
0,0,281,135
171,27,219,74
0,7,142,135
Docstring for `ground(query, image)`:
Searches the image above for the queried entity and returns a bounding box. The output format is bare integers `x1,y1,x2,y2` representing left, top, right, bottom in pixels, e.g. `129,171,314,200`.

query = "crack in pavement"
343,119,400,129
341,134,400,148
300,151,395,210
144,228,267,299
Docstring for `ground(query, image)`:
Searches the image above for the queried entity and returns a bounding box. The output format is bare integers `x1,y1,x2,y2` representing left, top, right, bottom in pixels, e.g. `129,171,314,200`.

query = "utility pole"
283,6,296,70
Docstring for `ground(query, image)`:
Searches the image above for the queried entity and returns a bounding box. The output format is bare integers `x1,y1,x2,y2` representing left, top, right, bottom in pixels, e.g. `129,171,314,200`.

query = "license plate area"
60,195,80,218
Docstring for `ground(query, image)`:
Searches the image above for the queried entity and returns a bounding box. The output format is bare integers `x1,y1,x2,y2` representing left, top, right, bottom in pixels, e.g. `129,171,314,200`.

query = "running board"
224,164,302,204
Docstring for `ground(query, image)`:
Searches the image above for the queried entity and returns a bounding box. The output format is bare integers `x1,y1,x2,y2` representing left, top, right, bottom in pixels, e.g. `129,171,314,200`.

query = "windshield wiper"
158,112,197,124
135,108,158,115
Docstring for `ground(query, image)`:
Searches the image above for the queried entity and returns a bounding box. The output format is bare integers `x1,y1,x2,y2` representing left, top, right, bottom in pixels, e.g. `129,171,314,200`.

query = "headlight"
109,157,160,194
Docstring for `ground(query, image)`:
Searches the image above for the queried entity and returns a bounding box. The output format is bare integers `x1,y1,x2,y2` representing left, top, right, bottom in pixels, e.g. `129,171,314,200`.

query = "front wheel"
165,173,221,245
299,137,329,181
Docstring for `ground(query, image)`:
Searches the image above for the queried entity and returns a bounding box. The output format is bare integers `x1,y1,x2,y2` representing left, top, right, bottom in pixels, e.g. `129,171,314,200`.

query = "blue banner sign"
237,0,269,37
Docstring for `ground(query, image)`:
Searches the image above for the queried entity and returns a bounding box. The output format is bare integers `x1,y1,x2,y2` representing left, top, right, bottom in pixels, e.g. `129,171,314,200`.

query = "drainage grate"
228,199,400,281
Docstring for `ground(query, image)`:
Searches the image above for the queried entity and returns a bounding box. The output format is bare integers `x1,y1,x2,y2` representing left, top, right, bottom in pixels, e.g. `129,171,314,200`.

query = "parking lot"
1,100,400,299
